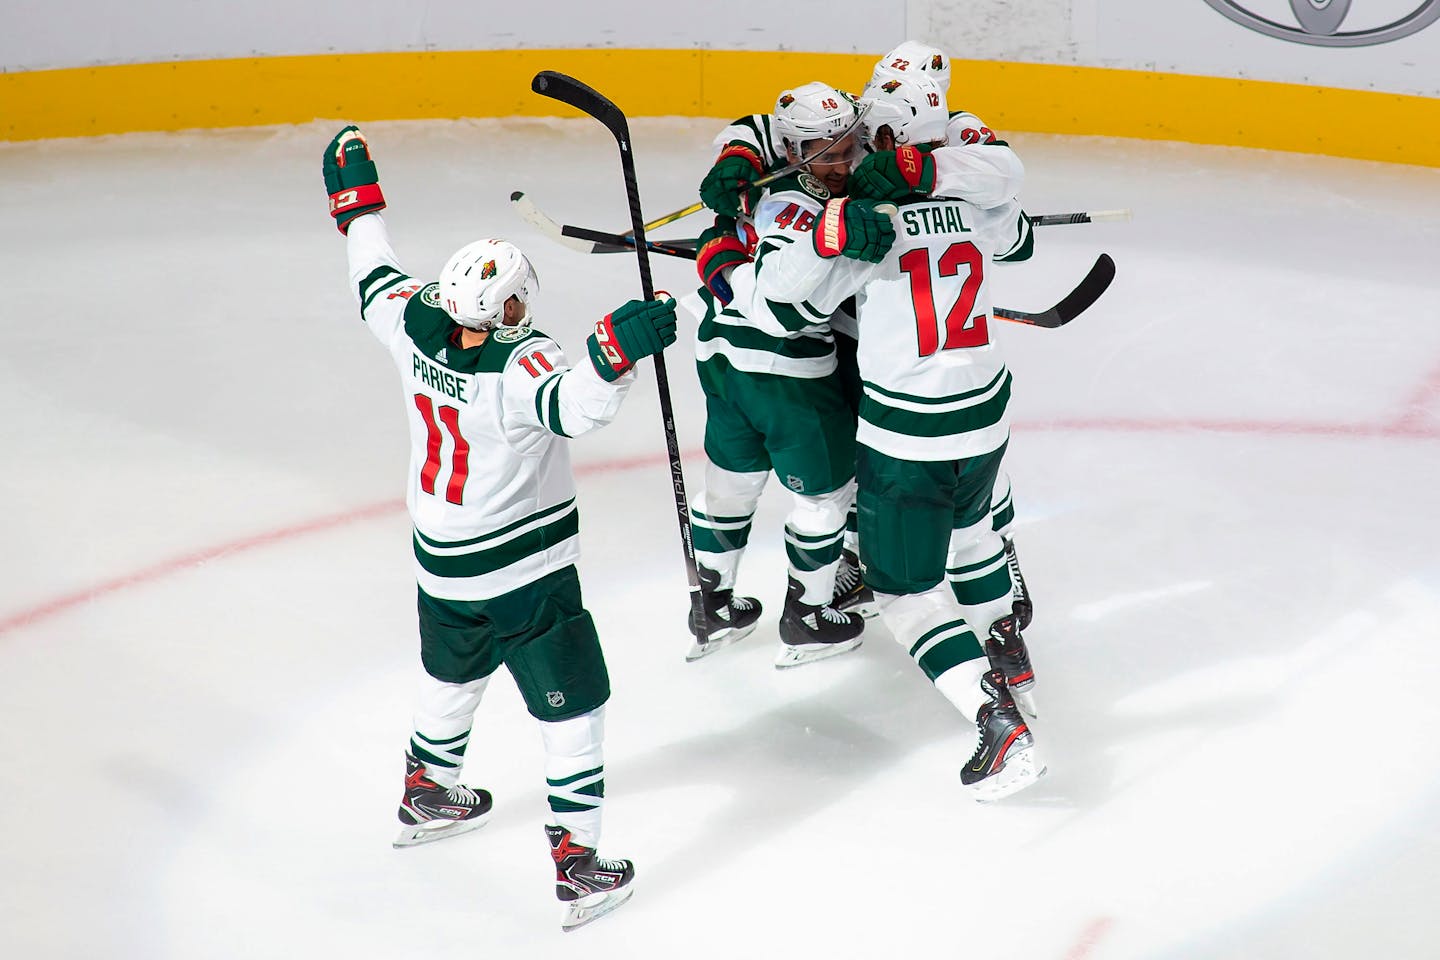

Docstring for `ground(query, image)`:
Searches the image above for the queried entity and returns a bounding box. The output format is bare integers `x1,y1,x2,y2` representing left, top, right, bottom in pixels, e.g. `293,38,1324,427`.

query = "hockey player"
860,43,1034,627
717,76,1043,800
696,42,1035,631
685,82,893,669
322,125,674,929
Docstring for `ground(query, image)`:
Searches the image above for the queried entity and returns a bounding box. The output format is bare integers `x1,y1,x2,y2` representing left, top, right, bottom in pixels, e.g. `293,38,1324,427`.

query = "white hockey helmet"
861,74,949,148
871,41,952,95
437,238,538,331
773,81,862,163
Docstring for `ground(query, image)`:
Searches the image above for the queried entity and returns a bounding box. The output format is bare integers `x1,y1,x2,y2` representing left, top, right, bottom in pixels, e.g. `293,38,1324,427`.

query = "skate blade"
966,743,1047,803
562,885,635,932
684,623,757,662
774,636,862,670
392,813,490,849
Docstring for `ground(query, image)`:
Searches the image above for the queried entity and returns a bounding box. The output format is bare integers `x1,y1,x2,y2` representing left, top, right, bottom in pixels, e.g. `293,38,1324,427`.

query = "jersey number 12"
898,241,990,356
413,394,470,504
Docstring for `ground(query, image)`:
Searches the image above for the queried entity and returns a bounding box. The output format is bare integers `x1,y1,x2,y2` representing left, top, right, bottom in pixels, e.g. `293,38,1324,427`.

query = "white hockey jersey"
694,170,843,378
735,150,1033,462
345,214,634,601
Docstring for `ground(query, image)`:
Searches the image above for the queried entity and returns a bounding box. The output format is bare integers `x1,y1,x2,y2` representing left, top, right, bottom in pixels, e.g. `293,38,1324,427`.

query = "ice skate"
831,548,879,619
685,565,762,661
393,753,493,848
1004,537,1033,630
985,613,1037,717
961,669,1046,802
546,825,635,931
776,577,864,669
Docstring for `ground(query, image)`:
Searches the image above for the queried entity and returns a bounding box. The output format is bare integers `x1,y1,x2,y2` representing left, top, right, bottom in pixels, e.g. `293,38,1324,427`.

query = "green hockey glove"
850,144,938,202
587,297,678,382
813,198,896,262
699,144,765,217
696,217,750,305
323,125,386,234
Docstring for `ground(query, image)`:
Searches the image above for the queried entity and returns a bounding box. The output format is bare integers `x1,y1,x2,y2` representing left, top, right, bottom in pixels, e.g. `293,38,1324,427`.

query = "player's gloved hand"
699,144,765,217
587,297,679,382
813,198,896,262
696,217,750,306
323,125,386,234
849,144,938,202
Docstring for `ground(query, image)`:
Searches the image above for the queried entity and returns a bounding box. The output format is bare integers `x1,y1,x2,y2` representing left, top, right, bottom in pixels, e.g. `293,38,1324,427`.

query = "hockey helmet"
871,41,952,95
437,239,539,331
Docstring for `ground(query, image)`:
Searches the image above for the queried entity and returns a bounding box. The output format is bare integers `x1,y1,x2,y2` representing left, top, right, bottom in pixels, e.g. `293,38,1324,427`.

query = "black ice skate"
776,577,864,669
393,753,492,848
685,565,763,662
1004,537,1034,630
831,548,879,619
986,613,1037,718
546,825,635,931
961,669,1046,802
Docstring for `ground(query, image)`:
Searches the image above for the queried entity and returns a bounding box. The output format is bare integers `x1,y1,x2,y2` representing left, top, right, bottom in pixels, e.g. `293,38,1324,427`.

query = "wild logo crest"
930,54,945,70
480,260,497,279
881,79,903,93
420,282,442,308
778,93,795,108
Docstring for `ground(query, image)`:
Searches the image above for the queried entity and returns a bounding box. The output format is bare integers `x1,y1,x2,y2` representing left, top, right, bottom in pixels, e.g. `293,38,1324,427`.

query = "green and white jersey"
737,160,1033,461
849,195,1033,461
946,108,998,147
694,171,842,378
345,214,634,601
711,113,786,170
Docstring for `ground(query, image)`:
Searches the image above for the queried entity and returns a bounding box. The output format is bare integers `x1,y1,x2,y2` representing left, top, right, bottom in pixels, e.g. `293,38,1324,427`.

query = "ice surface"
2,117,1438,958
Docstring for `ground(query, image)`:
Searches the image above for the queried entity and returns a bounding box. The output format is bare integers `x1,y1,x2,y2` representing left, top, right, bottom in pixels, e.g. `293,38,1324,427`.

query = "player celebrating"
322,125,677,929
696,42,1037,631
685,82,892,668
717,76,1043,800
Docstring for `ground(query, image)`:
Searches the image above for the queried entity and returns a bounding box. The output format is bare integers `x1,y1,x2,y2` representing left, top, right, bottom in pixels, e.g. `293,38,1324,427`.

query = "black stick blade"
531,71,628,139
995,253,1116,328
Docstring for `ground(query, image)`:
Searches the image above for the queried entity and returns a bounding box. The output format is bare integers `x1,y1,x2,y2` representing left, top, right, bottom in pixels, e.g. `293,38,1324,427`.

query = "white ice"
2,117,1439,959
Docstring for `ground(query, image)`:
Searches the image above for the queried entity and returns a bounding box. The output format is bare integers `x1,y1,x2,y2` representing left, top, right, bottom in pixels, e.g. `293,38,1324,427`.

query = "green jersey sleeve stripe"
359,266,406,310
533,372,566,437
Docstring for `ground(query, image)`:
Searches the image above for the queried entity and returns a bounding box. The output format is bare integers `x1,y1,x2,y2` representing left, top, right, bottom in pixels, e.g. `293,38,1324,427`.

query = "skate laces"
730,595,757,612
445,784,483,805
835,559,859,593
591,855,628,872
819,604,850,624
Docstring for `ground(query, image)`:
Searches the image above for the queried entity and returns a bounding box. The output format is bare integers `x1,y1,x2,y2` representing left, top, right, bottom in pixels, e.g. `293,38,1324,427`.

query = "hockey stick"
529,70,712,647
514,193,1129,256
993,254,1116,328
512,191,698,257
1028,209,1131,227
620,103,873,236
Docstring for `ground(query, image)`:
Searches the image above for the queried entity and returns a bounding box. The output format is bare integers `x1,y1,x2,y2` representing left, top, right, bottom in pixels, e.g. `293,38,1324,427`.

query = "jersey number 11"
413,394,470,505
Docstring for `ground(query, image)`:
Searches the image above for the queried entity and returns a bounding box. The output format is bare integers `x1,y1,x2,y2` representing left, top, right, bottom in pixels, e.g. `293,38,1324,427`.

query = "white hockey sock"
410,672,489,787
947,518,1014,633
691,463,767,590
875,585,988,715
539,707,607,848
785,483,853,605
933,658,993,724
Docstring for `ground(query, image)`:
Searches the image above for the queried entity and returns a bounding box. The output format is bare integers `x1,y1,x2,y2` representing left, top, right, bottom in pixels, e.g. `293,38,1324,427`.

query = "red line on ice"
4,400,1438,637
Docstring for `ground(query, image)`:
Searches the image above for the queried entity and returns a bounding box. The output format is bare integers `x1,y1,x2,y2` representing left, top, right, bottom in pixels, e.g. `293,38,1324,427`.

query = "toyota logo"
1202,0,1440,46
